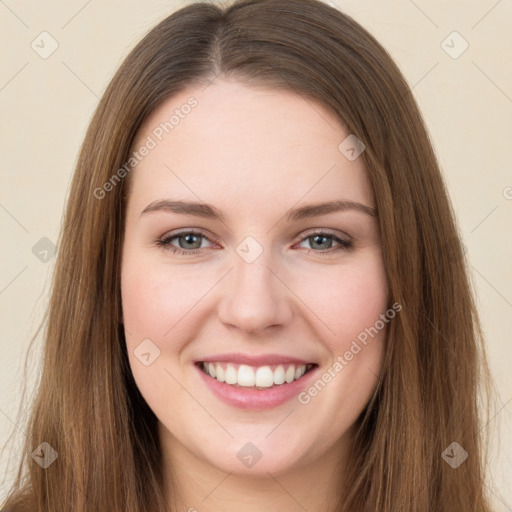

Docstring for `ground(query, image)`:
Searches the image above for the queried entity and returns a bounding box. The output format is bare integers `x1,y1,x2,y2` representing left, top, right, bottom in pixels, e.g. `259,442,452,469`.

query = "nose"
217,249,294,335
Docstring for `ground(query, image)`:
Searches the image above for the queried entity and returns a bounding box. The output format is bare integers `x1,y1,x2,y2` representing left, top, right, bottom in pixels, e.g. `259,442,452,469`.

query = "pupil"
313,235,330,249
182,234,200,249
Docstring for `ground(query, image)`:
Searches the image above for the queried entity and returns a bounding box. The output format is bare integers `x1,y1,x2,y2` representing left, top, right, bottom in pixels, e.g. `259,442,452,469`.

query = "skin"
121,78,389,512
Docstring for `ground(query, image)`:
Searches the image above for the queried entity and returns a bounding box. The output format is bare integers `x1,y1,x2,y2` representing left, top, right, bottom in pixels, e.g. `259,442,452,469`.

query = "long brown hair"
1,0,498,510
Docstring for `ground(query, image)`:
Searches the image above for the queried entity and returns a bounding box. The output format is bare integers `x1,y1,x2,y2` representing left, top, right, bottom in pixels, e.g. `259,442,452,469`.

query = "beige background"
1,0,511,508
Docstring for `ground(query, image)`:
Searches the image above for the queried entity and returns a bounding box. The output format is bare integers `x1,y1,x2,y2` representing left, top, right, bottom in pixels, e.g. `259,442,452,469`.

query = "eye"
155,229,353,256
156,230,215,255
294,229,353,256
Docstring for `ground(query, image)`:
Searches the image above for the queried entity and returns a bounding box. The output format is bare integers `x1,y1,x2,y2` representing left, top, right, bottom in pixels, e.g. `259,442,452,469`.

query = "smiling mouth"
196,361,318,389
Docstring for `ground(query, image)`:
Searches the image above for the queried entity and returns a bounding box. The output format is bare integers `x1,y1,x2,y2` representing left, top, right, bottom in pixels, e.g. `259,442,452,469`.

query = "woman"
1,0,497,510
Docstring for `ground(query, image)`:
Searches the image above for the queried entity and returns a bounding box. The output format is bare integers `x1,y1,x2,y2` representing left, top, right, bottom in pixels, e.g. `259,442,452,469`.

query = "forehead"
128,79,374,213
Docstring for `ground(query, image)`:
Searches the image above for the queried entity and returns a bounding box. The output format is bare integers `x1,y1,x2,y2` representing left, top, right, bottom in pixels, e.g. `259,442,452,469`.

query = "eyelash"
155,229,353,257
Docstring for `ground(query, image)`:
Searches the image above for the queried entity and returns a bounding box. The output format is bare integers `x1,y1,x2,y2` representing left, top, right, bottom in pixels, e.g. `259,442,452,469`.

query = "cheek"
294,254,389,344
121,257,197,408
121,258,202,340
291,257,389,444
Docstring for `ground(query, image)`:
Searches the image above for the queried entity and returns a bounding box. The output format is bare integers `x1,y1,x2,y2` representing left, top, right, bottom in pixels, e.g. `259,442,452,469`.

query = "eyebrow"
140,199,377,222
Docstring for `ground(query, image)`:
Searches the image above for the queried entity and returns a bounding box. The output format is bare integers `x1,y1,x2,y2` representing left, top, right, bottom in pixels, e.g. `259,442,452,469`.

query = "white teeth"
273,365,285,385
238,365,255,387
224,365,237,384
294,365,306,380
216,365,225,383
255,366,274,388
201,362,313,388
285,365,296,383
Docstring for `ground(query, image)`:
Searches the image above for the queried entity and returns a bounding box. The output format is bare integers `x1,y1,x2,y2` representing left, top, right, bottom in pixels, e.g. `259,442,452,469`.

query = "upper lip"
196,353,316,366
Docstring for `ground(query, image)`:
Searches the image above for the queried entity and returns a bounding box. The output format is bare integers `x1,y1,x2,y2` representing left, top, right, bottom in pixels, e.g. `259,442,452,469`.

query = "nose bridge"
218,237,292,333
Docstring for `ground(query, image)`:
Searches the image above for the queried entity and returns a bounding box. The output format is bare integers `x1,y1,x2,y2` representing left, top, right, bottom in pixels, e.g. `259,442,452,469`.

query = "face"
121,78,389,478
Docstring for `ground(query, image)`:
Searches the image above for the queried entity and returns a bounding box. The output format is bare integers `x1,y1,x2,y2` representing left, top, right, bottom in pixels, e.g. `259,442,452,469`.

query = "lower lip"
195,363,319,410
